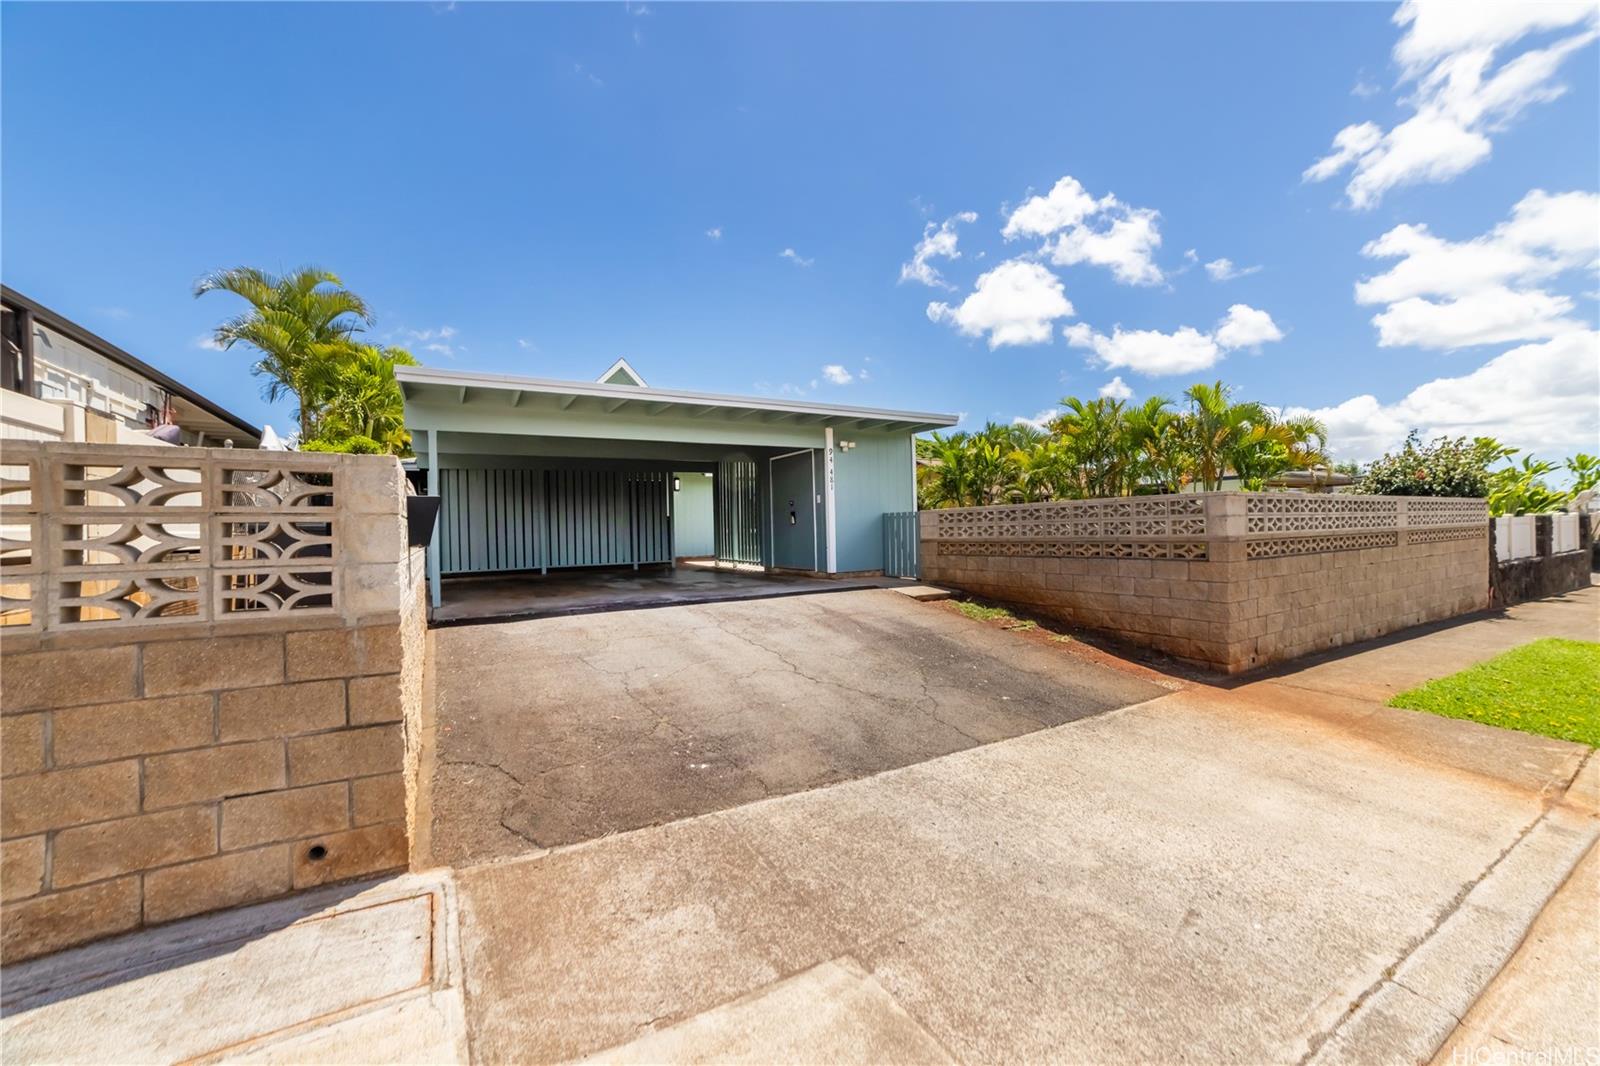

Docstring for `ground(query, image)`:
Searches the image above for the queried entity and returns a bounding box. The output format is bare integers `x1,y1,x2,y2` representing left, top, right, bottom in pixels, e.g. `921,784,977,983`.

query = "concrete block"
1,713,46,776
333,455,405,515
142,635,285,697
143,845,291,925
339,564,405,622
52,695,214,767
219,680,346,742
1,760,140,838
291,821,407,888
286,624,401,682
0,646,139,713
0,875,140,963
351,774,406,827
288,724,403,786
348,674,403,726
1,836,46,901
221,782,349,850
337,512,406,564
144,741,287,810
52,807,217,889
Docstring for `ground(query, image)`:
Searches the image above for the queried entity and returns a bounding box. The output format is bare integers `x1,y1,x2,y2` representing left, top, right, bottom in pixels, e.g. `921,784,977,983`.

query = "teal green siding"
832,432,915,572
672,471,715,556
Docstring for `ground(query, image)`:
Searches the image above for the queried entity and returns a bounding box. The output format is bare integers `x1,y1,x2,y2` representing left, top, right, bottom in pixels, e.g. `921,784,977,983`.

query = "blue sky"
3,1,1596,460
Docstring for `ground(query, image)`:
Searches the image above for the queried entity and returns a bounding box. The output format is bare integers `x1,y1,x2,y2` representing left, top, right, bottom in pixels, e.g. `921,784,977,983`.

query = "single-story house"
397,360,956,609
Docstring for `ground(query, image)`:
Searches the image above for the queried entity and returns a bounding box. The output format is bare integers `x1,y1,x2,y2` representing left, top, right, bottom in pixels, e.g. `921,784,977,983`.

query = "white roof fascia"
397,366,958,429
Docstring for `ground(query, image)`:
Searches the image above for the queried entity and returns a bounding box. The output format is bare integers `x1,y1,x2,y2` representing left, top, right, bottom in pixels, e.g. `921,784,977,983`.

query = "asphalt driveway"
426,588,1165,864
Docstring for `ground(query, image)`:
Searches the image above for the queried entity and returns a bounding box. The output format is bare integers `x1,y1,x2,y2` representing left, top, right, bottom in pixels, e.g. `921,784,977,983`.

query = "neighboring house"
398,359,957,607
1,286,261,447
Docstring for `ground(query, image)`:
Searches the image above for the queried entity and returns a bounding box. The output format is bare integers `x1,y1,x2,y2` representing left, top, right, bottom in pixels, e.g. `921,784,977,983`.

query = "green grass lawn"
1388,638,1600,747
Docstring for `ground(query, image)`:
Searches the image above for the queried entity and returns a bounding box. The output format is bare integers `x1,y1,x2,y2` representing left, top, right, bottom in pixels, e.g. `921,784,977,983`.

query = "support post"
824,427,838,573
427,429,442,609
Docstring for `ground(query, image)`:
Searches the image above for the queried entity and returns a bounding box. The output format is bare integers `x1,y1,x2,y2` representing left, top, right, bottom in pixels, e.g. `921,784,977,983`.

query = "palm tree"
1054,397,1128,497
1181,381,1269,491
301,345,418,455
195,267,373,440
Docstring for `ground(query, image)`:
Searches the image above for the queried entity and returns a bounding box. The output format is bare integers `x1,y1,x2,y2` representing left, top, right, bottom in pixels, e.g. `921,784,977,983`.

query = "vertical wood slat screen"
881,511,920,579
715,457,762,566
437,467,672,574
438,468,543,575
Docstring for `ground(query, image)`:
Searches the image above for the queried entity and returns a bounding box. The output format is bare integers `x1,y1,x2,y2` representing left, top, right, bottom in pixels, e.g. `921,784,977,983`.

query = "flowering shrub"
1358,432,1496,498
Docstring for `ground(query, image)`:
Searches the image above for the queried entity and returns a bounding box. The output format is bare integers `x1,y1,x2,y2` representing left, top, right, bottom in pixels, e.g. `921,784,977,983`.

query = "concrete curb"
1305,754,1600,1066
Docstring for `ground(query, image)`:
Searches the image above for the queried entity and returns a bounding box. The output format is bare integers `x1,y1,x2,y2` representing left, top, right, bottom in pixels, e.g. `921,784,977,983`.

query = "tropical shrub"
197,266,417,455
915,381,1328,508
1357,433,1496,499
1359,435,1593,514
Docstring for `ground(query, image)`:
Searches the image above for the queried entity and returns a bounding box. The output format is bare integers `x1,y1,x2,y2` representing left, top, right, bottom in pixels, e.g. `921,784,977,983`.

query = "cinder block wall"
921,493,1489,674
0,444,425,962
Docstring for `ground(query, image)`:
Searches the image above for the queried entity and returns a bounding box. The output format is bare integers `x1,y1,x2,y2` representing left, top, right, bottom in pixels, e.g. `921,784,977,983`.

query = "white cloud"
573,62,605,88
405,325,458,358
1304,0,1599,208
1098,376,1134,401
1292,330,1600,462
899,211,977,289
517,338,537,350
1370,288,1577,349
1064,303,1283,375
1014,407,1060,431
1356,188,1598,348
1001,176,1101,239
1352,75,1382,98
1044,204,1164,286
1065,322,1220,376
705,226,722,241
194,334,225,351
1214,304,1285,350
1003,175,1165,286
408,326,457,342
1204,257,1262,281
927,259,1074,349
779,248,813,267
820,364,854,385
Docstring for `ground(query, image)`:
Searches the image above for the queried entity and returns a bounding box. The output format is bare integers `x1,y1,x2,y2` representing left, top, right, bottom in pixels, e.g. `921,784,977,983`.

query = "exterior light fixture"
672,476,681,492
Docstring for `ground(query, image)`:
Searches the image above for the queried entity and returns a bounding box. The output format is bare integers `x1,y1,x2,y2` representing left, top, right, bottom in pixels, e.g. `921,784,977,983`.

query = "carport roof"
397,366,959,434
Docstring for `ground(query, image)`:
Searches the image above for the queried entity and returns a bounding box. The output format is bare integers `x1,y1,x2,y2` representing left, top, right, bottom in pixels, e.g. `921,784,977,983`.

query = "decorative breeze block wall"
921,492,1489,673
1,443,425,963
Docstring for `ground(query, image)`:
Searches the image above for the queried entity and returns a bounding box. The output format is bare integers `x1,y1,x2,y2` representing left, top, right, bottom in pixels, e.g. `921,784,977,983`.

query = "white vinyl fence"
1492,515,1537,562
1552,513,1580,554
1493,512,1583,561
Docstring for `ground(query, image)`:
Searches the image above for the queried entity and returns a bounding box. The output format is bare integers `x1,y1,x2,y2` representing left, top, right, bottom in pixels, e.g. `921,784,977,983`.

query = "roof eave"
396,367,958,430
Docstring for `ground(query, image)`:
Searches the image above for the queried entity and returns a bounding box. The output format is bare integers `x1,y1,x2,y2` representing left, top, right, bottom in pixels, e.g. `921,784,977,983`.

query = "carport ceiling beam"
509,390,525,408
731,408,764,420
762,410,797,423
558,393,579,410
648,402,678,415
604,397,632,413
456,386,468,404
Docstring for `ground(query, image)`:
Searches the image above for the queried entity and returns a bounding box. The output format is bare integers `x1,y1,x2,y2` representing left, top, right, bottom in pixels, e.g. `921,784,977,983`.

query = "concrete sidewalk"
3,585,1595,1064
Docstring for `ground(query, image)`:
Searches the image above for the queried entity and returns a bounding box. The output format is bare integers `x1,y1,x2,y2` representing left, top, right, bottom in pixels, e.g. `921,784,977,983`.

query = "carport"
397,361,955,614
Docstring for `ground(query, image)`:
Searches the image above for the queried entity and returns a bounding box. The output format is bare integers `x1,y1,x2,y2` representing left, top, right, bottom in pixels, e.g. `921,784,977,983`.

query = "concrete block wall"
921,493,1490,674
0,443,425,963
